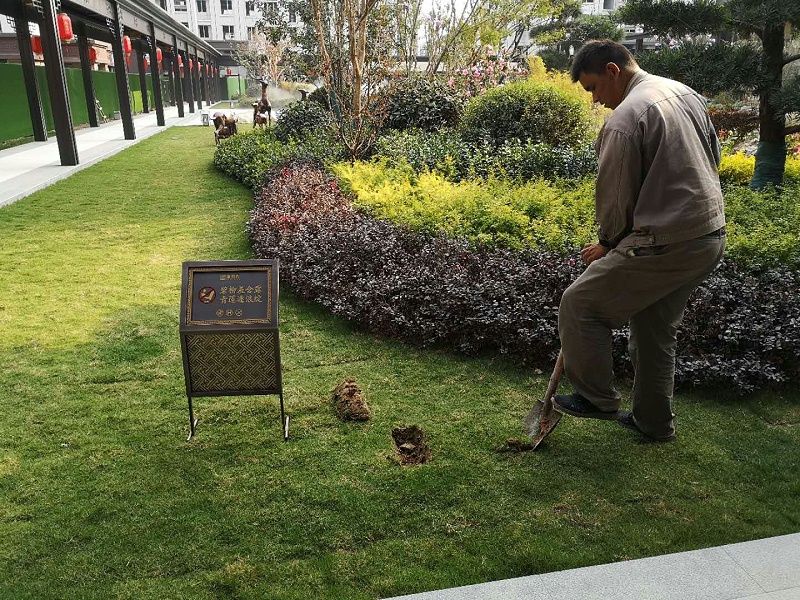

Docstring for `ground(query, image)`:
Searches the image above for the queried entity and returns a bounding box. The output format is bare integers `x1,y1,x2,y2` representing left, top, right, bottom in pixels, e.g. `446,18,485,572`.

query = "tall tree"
423,0,580,75
616,0,800,188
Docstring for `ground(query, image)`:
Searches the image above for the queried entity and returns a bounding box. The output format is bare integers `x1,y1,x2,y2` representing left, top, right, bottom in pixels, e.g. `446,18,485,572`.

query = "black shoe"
616,411,676,443
553,393,619,420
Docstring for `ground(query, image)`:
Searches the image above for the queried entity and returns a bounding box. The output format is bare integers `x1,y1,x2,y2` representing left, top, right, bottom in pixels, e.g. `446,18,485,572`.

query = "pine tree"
616,0,800,188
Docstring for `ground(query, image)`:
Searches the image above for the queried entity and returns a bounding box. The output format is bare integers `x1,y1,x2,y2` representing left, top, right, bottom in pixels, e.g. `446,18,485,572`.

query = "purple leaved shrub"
248,160,800,394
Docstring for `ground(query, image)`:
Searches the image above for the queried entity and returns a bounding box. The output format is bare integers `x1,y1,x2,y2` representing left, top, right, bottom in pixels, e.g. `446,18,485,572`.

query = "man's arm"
595,127,642,248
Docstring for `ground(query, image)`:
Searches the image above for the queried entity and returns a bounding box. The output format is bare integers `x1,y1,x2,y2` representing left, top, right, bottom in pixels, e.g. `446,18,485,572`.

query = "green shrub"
460,78,597,149
374,130,597,182
213,128,344,189
380,76,463,131
332,160,596,251
723,182,800,268
273,100,332,143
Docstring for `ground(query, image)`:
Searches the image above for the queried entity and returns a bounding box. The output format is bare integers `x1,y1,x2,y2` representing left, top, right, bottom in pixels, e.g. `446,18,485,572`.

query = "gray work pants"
558,231,726,438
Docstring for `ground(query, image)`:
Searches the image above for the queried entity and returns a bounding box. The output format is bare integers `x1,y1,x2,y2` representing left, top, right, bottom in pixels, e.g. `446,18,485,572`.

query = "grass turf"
0,125,797,599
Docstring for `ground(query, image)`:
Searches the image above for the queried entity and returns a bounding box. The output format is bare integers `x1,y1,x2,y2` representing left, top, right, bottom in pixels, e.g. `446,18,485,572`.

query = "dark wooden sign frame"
179,259,288,441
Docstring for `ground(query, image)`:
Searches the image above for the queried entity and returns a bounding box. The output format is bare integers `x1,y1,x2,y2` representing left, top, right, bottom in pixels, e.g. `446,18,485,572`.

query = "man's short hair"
570,39,637,83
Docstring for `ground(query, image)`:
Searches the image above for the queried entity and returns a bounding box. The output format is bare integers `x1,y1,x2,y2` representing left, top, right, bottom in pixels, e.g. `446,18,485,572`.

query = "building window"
181,22,189,29
220,0,232,12
223,25,235,39
199,25,210,38
246,1,254,15
197,0,207,11
247,26,256,39
288,7,296,22
175,0,187,9
159,0,166,8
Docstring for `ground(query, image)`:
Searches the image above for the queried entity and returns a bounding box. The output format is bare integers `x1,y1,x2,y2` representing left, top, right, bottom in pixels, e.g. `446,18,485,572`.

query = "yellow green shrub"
332,160,596,251
719,151,800,185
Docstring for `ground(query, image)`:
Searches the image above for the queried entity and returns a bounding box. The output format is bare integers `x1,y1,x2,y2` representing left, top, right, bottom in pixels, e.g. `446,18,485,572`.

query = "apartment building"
158,0,303,43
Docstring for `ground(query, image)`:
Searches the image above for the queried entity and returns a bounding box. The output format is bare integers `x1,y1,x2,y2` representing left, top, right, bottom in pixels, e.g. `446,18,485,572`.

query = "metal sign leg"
187,396,198,441
280,393,289,441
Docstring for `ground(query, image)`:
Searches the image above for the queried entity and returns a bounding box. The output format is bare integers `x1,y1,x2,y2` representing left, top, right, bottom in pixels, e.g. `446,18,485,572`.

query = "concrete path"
386,533,800,600
0,103,252,209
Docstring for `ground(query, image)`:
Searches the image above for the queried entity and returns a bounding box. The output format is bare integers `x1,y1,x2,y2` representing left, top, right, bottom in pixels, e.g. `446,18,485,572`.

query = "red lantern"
57,13,73,41
178,55,183,68
125,54,131,67
122,35,132,55
156,47,162,63
205,63,210,74
89,47,97,63
144,57,149,70
31,36,43,54
189,58,193,70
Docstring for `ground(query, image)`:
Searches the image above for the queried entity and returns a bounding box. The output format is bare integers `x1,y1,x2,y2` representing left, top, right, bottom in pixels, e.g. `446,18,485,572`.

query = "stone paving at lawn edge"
385,533,800,600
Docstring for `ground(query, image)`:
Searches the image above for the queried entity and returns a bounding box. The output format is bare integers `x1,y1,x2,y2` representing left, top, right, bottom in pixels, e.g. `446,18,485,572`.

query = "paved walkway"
2,104,798,600
0,102,252,209
386,533,800,600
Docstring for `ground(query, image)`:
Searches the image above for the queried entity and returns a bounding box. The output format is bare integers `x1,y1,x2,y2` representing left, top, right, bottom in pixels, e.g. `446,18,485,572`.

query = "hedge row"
336,159,800,269
373,130,598,182
333,160,596,252
248,160,800,393
213,128,343,190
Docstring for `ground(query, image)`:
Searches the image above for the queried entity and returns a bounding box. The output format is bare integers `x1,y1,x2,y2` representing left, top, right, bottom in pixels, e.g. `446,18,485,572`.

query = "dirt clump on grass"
392,425,431,465
331,377,371,421
497,438,534,452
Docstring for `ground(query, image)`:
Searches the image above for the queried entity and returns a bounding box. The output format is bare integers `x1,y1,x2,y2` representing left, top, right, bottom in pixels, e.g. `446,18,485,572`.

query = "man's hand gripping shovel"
521,349,564,450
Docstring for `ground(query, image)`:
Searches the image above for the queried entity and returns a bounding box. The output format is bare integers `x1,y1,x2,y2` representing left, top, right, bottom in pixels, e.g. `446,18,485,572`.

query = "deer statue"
212,111,238,145
252,78,272,128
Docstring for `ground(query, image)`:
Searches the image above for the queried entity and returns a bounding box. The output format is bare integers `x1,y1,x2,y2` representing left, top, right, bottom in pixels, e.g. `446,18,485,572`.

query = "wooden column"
191,47,201,111
108,5,135,139
76,23,98,127
40,0,78,165
171,41,185,116
165,52,177,107
14,11,47,141
182,47,195,114
147,29,165,126
135,42,149,113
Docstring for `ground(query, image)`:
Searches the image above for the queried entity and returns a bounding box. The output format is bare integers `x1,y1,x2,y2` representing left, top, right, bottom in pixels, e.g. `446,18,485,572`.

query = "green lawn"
0,126,797,600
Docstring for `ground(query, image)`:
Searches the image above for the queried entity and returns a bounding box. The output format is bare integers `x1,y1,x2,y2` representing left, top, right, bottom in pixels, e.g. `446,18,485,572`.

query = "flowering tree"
423,0,579,76
446,46,528,98
231,33,290,84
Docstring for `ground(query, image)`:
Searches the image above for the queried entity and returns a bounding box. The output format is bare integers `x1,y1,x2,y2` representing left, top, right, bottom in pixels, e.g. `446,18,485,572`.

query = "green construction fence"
0,62,170,143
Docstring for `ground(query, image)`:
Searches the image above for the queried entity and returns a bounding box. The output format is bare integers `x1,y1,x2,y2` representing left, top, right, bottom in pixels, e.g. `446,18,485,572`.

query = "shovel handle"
543,350,565,407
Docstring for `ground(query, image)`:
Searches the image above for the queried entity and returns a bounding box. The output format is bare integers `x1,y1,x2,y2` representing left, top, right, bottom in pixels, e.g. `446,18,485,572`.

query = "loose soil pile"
391,425,431,465
331,377,371,421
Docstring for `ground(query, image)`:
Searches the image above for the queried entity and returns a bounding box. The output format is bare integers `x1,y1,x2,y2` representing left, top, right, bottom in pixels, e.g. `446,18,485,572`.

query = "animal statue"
212,111,238,145
252,78,272,128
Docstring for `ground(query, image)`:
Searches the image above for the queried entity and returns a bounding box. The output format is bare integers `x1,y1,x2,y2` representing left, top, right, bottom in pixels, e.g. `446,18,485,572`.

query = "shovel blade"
522,399,563,450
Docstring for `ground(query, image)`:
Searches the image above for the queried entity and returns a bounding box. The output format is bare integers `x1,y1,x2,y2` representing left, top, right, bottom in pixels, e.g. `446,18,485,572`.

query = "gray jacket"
595,70,726,249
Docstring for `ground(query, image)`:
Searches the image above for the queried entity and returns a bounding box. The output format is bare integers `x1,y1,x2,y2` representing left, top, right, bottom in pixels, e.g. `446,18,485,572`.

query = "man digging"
553,40,726,443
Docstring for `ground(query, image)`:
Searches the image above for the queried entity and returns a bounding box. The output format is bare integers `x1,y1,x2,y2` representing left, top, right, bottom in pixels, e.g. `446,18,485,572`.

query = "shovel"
521,349,565,450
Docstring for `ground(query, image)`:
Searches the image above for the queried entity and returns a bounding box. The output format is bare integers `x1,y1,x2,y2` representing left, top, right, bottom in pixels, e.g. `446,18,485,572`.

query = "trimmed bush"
247,160,800,393
460,78,596,149
380,76,463,132
213,128,344,189
708,108,758,138
373,129,597,182
273,100,332,143
723,182,800,268
719,152,800,185
333,160,596,251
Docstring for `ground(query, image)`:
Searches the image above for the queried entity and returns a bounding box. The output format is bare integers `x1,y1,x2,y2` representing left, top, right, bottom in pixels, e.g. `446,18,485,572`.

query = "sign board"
179,260,287,440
